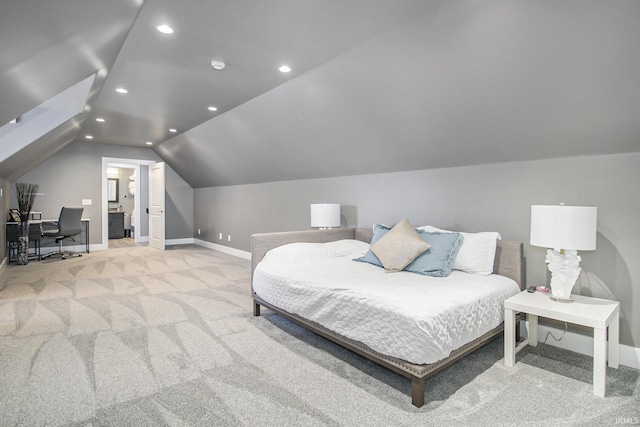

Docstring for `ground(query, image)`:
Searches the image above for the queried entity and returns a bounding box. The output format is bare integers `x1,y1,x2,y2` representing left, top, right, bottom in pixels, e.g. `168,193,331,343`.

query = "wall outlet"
82,199,92,206
198,229,201,235
227,235,231,242
219,233,222,240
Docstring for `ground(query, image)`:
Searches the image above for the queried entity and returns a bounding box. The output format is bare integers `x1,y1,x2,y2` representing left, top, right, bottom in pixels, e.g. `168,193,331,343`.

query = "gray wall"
14,142,193,244
165,164,194,240
194,152,639,348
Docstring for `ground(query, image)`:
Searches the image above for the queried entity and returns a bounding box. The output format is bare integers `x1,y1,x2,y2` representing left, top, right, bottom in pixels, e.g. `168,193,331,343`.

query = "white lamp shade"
310,204,341,228
530,205,597,250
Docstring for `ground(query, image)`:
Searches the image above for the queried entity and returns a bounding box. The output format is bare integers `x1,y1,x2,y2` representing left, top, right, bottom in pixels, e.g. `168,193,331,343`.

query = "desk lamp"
530,204,597,302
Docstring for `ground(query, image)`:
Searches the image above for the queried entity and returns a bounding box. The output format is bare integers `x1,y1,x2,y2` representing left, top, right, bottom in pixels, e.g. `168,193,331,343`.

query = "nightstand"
504,290,619,397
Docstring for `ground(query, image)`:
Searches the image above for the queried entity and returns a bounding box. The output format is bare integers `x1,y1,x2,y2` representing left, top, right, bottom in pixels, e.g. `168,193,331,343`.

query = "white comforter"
253,239,520,365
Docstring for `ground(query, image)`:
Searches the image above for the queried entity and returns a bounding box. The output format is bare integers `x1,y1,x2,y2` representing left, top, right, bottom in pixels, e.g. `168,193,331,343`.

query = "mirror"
108,178,119,202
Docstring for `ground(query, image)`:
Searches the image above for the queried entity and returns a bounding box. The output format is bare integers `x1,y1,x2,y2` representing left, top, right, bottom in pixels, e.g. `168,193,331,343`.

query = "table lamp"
530,204,597,302
310,203,341,229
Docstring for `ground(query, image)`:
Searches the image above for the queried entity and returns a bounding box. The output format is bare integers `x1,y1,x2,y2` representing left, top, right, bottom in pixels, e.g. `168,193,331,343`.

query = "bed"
251,227,525,407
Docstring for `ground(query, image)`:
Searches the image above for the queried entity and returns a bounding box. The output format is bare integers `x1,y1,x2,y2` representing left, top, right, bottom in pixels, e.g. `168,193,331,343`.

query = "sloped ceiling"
2,1,640,187
157,0,640,187
0,0,434,182
0,0,143,181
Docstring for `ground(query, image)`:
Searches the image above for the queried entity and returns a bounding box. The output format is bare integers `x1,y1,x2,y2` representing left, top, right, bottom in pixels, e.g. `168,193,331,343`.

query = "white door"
149,162,165,250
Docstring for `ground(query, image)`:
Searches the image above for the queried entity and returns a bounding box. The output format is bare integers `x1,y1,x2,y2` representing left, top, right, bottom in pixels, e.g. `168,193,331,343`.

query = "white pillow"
416,226,501,275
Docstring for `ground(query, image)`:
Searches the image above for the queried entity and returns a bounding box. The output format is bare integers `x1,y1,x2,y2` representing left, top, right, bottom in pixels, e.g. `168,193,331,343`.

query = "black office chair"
41,207,84,260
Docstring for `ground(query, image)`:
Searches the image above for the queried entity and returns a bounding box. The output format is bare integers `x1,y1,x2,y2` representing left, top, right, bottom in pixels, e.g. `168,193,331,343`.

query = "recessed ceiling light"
279,65,292,73
208,106,218,111
156,24,174,34
210,60,226,70
169,128,177,133
85,135,94,140
146,141,153,145
115,87,128,94
96,117,105,122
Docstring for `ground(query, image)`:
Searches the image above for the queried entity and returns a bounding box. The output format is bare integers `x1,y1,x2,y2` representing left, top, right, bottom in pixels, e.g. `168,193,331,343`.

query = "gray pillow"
370,218,431,272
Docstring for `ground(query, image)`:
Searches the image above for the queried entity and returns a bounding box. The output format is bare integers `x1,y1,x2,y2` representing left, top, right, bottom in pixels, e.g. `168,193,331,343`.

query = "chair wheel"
78,254,83,257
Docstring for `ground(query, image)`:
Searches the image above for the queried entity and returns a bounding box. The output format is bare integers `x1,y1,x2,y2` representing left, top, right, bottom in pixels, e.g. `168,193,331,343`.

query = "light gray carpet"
0,244,638,426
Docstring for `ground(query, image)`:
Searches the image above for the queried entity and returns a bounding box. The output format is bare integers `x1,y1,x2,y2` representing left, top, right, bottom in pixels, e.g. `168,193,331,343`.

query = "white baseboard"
521,321,640,370
193,238,251,260
41,243,104,255
39,238,243,255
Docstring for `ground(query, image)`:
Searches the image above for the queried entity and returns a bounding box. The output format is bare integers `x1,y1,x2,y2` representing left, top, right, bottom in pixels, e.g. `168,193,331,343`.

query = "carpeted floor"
0,244,638,426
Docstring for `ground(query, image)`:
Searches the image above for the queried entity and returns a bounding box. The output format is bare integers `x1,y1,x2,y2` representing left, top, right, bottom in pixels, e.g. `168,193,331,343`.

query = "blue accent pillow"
355,224,464,277
405,231,464,277
354,223,394,267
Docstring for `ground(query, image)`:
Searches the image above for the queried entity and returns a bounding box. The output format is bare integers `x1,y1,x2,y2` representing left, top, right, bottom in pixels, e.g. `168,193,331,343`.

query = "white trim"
166,238,195,246
88,238,250,260
91,243,108,251
521,321,640,370
37,238,249,257
194,238,251,260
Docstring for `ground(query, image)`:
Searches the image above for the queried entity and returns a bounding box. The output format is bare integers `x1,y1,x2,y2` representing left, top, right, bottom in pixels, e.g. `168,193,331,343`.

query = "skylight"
0,74,96,163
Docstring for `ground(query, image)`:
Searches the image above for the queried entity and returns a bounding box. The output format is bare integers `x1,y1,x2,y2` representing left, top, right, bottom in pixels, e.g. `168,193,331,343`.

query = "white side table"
504,290,619,397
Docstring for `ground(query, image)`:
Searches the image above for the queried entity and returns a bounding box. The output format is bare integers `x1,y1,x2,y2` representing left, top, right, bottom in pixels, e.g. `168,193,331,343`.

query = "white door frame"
102,157,155,249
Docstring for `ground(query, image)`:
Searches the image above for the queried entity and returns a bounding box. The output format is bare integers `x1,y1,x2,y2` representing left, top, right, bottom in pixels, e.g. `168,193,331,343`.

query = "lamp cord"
541,321,568,344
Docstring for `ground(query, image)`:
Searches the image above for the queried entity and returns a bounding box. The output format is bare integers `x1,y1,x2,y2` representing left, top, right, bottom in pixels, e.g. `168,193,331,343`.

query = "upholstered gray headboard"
251,228,525,289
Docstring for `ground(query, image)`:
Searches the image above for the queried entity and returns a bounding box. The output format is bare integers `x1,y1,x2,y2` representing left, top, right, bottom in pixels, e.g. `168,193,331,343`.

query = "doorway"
102,157,155,248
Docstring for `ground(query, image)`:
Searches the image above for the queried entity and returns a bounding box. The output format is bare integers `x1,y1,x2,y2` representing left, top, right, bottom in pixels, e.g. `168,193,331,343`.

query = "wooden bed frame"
251,228,525,407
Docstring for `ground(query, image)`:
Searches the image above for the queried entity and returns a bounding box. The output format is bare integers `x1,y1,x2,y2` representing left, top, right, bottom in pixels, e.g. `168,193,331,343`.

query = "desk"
504,290,619,397
6,222,42,262
41,218,90,254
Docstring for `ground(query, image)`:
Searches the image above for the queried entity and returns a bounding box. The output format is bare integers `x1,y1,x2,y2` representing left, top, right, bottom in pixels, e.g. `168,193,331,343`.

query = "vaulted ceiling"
0,0,433,183
2,1,640,186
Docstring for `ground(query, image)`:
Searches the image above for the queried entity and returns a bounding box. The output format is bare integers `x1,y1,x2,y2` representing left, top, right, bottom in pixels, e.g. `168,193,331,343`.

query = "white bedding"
253,239,520,365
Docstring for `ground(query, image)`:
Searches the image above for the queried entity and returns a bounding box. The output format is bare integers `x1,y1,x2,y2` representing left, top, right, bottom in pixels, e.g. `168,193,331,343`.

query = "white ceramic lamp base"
545,248,581,303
